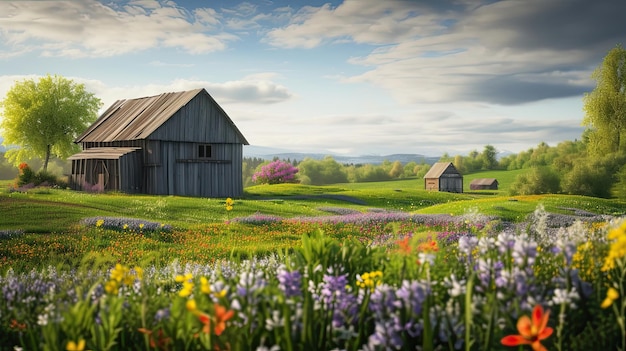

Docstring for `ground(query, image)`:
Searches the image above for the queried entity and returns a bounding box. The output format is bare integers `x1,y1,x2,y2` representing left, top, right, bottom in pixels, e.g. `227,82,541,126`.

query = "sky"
0,0,624,157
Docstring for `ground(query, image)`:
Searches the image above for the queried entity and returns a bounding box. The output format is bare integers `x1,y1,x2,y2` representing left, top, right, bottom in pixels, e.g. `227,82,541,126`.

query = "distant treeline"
3,139,625,200
245,140,626,200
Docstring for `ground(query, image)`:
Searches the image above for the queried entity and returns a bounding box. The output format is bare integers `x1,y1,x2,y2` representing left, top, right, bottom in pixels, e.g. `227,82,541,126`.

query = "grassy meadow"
1,172,626,270
3,170,626,350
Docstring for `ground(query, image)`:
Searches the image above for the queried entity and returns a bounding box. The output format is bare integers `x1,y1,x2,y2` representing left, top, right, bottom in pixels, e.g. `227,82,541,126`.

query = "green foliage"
298,156,348,185
509,166,561,196
481,144,498,170
345,164,391,182
561,152,626,198
582,44,626,156
0,74,102,171
613,164,626,200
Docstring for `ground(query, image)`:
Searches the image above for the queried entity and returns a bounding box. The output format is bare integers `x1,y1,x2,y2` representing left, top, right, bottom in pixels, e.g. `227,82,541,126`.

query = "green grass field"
2,169,626,233
1,168,625,271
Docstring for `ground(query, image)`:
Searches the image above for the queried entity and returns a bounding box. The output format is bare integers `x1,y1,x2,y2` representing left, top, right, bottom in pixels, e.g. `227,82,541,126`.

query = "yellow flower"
110,264,129,282
601,287,620,309
176,273,194,297
602,220,626,271
186,299,198,312
96,219,104,228
225,198,234,211
139,223,145,230
123,224,128,230
357,270,383,290
175,273,193,283
134,266,144,281
200,277,212,294
66,339,85,351
104,280,119,295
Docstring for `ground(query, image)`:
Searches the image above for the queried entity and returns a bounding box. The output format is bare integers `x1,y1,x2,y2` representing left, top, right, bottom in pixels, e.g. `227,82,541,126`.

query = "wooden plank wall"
146,141,243,197
149,95,244,144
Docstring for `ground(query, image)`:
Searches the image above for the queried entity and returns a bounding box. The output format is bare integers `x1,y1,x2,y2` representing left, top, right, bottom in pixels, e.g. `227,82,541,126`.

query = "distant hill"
243,145,440,165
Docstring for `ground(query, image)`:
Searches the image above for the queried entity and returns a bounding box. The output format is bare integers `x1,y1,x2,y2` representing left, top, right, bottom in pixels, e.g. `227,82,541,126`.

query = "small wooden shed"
423,162,463,193
68,88,249,197
470,178,499,190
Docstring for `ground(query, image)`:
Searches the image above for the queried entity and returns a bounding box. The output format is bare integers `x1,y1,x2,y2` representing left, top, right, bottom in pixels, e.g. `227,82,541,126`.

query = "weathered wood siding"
69,151,142,193
438,174,463,193
70,89,246,198
424,177,439,191
423,162,463,193
149,94,245,144
144,140,243,197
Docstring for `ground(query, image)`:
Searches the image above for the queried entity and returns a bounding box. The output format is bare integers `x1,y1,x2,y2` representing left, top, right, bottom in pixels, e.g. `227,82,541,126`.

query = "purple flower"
277,266,302,299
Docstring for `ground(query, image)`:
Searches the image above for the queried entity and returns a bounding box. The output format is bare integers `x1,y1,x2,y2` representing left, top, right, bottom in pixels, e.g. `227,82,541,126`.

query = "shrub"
17,162,35,186
252,160,299,185
509,166,561,195
16,162,60,188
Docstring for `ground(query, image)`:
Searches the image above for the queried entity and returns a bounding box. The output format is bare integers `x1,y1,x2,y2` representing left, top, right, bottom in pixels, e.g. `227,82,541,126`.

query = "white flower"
37,313,48,326
550,288,579,309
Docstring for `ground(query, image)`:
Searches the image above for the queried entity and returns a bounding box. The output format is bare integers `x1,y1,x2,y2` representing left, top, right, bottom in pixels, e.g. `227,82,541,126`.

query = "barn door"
93,160,110,190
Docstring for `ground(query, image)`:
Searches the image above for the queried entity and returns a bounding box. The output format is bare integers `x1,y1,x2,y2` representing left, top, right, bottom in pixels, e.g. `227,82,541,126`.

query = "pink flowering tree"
252,160,299,185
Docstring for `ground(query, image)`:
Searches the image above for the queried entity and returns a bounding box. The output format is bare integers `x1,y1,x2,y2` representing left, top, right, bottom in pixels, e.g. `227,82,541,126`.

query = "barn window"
198,144,212,159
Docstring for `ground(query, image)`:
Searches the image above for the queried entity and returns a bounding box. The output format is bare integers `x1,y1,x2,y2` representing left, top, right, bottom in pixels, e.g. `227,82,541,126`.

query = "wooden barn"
68,88,249,197
470,178,499,190
423,162,463,193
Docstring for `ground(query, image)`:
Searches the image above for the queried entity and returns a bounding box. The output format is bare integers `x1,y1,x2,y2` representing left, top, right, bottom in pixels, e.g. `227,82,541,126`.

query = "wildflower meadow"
1,194,626,350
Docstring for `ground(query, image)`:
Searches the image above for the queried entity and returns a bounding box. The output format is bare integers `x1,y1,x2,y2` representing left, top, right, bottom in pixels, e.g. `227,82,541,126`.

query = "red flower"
501,305,553,351
18,162,28,170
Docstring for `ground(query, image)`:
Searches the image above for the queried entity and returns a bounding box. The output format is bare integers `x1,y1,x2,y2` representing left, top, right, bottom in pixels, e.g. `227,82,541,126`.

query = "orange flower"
501,305,553,351
198,304,235,336
138,328,171,350
417,239,439,252
9,319,27,331
396,236,411,254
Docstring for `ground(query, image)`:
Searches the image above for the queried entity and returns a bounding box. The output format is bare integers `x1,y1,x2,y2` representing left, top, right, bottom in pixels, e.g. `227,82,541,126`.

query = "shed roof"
470,178,498,186
75,88,248,144
423,162,460,178
68,147,141,160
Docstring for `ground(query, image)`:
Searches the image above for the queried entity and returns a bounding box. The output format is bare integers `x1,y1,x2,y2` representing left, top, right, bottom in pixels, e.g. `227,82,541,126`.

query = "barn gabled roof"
423,162,460,178
470,178,498,186
75,88,248,144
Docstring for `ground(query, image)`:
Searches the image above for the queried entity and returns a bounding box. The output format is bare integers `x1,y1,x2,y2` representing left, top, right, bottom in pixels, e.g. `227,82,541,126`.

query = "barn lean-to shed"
423,162,463,193
68,88,249,197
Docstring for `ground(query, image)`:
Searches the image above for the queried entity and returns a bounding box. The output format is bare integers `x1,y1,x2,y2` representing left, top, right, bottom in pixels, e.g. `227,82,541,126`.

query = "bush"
252,160,299,185
509,166,561,195
17,162,35,186
16,162,61,188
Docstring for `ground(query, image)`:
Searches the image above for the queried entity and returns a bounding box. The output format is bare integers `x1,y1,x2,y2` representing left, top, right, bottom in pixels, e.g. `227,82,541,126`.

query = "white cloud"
264,0,439,48
263,0,625,105
0,0,235,58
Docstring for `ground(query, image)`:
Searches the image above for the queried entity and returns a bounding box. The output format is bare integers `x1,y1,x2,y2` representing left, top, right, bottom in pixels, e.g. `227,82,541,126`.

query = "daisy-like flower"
501,305,553,351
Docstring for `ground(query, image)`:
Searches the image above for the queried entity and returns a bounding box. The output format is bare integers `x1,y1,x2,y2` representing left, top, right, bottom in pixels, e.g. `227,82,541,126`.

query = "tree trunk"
43,144,51,172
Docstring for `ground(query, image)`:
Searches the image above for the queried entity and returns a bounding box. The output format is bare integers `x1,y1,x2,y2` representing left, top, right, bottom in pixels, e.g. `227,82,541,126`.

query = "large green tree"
582,45,626,155
0,74,101,171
